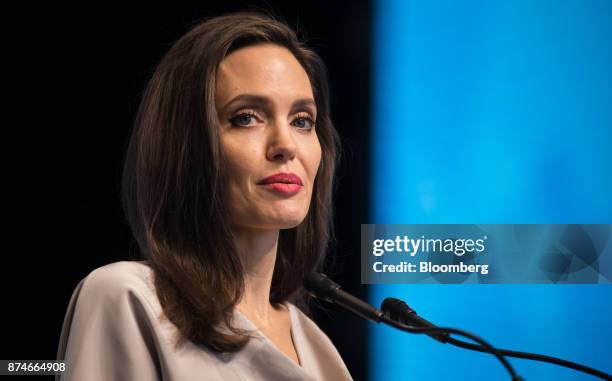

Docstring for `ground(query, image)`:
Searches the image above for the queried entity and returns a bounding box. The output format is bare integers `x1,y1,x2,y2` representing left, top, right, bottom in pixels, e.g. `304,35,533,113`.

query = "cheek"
226,157,251,182
222,158,257,209
222,138,259,181
307,138,323,178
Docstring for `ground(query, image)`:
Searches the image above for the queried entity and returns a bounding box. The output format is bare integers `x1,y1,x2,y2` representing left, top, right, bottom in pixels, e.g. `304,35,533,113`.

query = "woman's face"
215,43,322,231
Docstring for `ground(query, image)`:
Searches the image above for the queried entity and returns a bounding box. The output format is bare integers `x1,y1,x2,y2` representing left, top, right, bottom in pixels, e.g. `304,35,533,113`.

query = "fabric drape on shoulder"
56,261,353,381
56,262,164,380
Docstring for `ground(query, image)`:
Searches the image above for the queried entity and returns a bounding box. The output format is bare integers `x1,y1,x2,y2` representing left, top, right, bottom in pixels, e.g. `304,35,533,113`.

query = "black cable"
379,315,523,381
384,296,611,380
304,273,521,380
445,337,611,380
304,273,611,380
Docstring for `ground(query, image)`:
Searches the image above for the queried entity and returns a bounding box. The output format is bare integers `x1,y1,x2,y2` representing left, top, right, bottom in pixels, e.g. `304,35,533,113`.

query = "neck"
233,227,281,324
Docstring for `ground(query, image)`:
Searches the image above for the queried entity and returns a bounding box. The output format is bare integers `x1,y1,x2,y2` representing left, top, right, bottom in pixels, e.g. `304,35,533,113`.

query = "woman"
56,11,352,381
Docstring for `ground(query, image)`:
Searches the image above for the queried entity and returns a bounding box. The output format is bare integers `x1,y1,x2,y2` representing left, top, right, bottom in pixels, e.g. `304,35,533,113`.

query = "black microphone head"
382,297,415,319
381,297,449,343
303,272,340,302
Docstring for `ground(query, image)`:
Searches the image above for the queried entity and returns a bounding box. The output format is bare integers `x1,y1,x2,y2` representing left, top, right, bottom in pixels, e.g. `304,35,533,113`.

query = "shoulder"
60,260,163,343
78,260,154,297
68,260,159,321
57,261,168,378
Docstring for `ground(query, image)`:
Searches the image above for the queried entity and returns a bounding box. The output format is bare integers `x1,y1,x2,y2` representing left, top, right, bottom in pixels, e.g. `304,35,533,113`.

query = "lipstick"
257,172,303,196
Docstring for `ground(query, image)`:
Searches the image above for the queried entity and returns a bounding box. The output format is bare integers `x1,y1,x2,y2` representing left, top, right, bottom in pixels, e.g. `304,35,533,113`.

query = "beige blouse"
56,261,353,381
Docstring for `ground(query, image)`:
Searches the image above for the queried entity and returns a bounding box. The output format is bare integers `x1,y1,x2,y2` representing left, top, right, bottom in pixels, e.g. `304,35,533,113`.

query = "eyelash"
229,111,316,130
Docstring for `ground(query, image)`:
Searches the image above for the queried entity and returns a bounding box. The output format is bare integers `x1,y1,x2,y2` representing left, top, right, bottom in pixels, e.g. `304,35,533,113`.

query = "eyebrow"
222,94,316,112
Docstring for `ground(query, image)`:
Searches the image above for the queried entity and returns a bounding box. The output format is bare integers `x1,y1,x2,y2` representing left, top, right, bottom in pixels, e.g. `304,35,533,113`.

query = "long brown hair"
121,11,340,352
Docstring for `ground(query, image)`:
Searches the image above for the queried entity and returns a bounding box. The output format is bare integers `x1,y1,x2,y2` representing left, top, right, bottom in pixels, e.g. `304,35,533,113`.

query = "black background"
4,1,372,380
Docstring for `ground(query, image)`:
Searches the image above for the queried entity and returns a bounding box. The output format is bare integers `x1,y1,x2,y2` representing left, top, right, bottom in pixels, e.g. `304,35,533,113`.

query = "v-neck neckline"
234,303,305,369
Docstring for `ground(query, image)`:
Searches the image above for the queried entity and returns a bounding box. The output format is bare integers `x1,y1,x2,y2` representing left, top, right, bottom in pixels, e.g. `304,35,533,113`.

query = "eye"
292,113,316,131
229,111,260,127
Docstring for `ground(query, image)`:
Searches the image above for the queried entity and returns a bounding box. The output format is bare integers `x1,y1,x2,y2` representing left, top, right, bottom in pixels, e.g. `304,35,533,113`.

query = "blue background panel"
369,0,612,379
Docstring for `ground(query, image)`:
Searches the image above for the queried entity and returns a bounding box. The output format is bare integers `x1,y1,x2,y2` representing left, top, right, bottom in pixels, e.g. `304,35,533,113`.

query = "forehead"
215,43,314,105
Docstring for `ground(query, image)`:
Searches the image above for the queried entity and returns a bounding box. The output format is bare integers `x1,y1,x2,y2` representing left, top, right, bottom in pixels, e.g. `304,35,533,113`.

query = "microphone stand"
379,313,522,380
384,297,611,380
304,272,612,381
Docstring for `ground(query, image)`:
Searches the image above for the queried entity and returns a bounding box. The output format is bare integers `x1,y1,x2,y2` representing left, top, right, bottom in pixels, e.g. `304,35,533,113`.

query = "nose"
266,121,297,162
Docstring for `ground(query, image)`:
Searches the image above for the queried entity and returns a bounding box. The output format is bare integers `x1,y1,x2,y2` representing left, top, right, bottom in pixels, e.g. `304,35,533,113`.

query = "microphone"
303,275,448,342
381,297,449,343
304,272,521,380
303,272,383,323
303,272,611,380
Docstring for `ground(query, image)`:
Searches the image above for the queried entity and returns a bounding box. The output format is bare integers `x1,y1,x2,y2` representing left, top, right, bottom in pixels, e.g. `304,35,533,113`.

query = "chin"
270,211,308,229
276,216,307,229
264,202,309,227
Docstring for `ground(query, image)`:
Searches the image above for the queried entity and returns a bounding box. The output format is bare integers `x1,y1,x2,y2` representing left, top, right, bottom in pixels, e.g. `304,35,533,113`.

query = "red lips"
257,172,303,196
258,172,303,186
